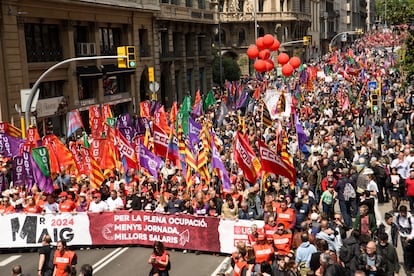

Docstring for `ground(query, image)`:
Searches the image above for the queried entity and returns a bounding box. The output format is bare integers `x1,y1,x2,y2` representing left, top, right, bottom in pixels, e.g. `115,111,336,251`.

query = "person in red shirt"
273,223,293,256
263,215,277,242
405,168,414,212
247,224,263,246
275,199,296,232
0,196,15,214
53,240,77,276
148,241,169,276
58,192,76,213
24,196,41,213
253,234,274,270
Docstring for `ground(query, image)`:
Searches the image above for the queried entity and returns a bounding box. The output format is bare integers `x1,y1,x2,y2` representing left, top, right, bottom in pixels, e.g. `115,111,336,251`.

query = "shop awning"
102,64,136,75
76,66,103,78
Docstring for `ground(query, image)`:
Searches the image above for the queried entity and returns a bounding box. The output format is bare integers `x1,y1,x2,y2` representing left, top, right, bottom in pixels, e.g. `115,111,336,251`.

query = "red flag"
258,140,295,182
154,106,170,135
169,102,178,125
99,139,118,171
43,134,75,175
115,129,137,169
90,116,102,138
101,104,113,120
342,96,350,112
140,101,151,118
153,124,168,158
193,90,201,108
80,146,91,175
253,87,260,100
233,131,259,184
89,153,105,190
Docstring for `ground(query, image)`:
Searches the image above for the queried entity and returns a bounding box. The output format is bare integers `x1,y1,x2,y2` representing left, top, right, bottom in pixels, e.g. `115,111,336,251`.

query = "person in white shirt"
88,193,108,213
395,205,414,273
390,152,409,179
43,194,59,213
106,190,124,211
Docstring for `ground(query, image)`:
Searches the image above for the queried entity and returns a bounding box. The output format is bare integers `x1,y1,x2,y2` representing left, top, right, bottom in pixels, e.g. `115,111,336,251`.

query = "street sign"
149,81,159,93
368,81,377,91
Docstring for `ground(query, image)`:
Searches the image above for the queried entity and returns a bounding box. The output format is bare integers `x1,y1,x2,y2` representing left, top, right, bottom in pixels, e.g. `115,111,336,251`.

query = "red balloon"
258,49,271,60
256,37,266,50
269,39,280,51
289,56,301,69
246,45,259,59
254,59,266,72
282,63,294,77
265,59,274,71
277,53,290,65
263,34,275,48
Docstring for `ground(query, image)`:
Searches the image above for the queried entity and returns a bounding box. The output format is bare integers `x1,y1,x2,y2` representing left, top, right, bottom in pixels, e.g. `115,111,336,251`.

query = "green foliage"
213,54,241,85
375,0,414,25
404,29,414,82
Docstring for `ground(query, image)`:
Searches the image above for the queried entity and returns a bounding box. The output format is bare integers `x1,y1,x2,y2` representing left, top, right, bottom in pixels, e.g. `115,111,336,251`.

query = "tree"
375,0,414,26
212,54,241,85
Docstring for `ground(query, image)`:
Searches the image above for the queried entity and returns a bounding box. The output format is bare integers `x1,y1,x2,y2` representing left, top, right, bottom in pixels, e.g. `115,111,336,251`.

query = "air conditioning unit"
76,43,89,56
88,43,96,55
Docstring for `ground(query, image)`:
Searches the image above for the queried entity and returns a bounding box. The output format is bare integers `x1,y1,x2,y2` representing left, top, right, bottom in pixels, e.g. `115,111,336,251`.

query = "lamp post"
328,30,362,51
218,4,223,86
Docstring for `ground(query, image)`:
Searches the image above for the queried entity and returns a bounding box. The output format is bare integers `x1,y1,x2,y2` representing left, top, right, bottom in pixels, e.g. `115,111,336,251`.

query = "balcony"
77,0,160,11
221,11,311,23
159,4,215,23
26,47,63,63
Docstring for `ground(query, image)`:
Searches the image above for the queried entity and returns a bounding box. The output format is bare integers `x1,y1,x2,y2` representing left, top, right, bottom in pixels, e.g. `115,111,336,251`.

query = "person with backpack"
37,234,54,276
334,167,356,228
339,230,361,276
376,233,400,276
148,241,170,276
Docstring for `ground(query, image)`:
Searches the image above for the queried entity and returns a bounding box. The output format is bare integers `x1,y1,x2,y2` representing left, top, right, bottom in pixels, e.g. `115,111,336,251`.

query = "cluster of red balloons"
246,34,301,77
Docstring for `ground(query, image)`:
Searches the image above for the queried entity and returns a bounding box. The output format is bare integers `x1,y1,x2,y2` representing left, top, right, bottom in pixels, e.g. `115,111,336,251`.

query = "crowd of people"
2,25,414,276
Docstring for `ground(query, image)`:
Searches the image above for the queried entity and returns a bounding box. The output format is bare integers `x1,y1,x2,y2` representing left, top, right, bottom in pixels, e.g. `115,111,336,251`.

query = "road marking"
92,247,123,269
0,255,21,267
93,247,128,273
211,256,231,276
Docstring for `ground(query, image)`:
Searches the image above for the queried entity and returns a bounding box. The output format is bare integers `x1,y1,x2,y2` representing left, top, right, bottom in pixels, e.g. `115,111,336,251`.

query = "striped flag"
280,130,296,183
67,110,84,137
0,122,22,138
89,154,105,190
102,104,113,120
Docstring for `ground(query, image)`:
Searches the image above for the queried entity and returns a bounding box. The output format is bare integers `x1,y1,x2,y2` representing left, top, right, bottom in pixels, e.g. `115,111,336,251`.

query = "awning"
103,64,136,75
76,66,103,78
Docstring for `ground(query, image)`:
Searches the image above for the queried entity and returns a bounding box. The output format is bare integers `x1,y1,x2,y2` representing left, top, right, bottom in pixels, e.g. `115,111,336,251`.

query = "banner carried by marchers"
0,212,265,254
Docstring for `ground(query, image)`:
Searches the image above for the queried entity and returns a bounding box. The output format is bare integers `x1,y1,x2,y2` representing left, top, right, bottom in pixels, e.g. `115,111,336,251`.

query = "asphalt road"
0,246,228,276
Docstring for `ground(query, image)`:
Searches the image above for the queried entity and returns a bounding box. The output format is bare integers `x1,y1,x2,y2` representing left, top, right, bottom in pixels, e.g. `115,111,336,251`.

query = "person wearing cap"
88,193,108,213
58,192,76,213
253,233,274,272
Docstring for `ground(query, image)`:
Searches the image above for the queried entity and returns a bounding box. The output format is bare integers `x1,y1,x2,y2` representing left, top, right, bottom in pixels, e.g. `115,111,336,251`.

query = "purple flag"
0,173,7,192
150,101,161,117
139,142,162,179
295,113,309,149
188,117,202,145
211,139,231,191
0,133,23,158
217,101,229,127
136,117,150,135
190,101,203,118
22,151,34,191
12,156,25,187
29,152,54,193
236,91,248,109
117,113,133,129
119,127,134,145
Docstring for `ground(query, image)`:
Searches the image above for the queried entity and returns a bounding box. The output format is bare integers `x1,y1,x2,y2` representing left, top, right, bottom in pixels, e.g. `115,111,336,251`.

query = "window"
25,23,62,62
99,27,121,55
161,32,169,56
238,0,244,12
103,74,128,96
78,79,98,100
186,0,192,7
185,34,194,56
198,0,205,9
139,28,150,57
258,0,264,12
238,29,246,45
218,0,224,12
36,81,64,98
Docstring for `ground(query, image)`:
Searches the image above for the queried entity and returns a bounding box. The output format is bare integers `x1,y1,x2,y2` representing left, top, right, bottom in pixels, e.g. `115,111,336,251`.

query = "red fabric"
233,132,258,184
253,243,274,264
53,250,76,276
273,232,293,255
275,207,295,229
406,177,414,196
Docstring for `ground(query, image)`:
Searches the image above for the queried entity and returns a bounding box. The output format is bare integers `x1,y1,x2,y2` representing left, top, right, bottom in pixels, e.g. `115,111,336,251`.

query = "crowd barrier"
0,211,265,254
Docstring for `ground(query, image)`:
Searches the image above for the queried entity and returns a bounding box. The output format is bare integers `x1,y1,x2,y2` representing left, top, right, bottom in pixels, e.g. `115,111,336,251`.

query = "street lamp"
218,4,223,86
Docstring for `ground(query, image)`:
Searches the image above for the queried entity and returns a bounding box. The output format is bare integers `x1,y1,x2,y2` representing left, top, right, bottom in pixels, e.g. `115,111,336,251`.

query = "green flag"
83,132,90,149
203,90,216,111
31,147,51,177
107,118,116,128
180,96,192,113
176,110,189,135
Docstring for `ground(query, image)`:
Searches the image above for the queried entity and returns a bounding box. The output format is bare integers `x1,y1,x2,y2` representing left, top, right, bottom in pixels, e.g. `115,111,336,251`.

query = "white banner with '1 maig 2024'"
0,213,91,248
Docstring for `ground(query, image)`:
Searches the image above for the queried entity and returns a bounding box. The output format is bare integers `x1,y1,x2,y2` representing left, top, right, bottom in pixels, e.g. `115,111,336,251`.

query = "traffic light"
117,46,127,68
303,36,309,46
370,92,379,112
117,46,136,68
357,29,363,35
126,46,136,68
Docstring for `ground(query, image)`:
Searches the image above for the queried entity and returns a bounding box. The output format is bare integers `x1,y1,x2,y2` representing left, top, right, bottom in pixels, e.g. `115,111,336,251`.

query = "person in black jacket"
377,233,400,276
357,240,386,275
